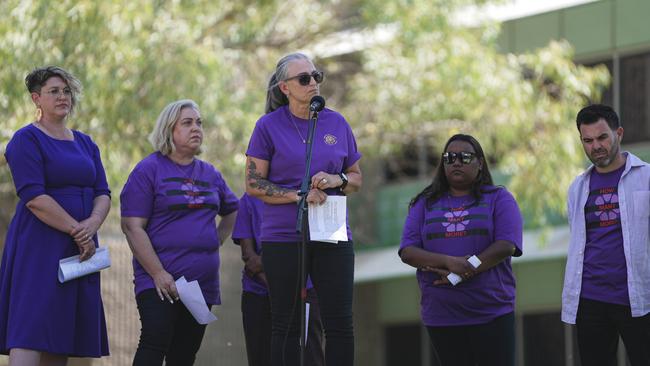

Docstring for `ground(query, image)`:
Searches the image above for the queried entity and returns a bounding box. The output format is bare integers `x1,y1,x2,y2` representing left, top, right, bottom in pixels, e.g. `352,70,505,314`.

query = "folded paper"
58,247,111,283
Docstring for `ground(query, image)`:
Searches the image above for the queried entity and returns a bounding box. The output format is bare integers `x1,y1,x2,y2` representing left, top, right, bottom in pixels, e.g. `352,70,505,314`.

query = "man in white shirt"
562,104,650,366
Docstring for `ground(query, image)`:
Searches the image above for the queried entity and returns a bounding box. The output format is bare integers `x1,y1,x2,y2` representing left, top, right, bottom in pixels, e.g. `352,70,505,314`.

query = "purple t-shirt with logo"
399,186,523,326
246,105,362,242
232,193,314,295
120,152,239,305
581,164,629,305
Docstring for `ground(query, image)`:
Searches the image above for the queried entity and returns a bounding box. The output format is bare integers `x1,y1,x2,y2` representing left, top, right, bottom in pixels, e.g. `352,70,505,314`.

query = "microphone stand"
295,107,319,366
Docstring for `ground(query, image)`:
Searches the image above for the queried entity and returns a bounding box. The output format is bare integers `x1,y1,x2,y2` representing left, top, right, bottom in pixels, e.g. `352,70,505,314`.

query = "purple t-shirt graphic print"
400,186,523,327
120,152,239,305
246,105,361,243
581,164,629,306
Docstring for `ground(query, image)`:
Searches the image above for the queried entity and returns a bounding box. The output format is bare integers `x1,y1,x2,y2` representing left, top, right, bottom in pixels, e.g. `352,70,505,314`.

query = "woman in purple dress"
0,66,111,364
399,134,523,366
245,52,362,366
120,99,238,366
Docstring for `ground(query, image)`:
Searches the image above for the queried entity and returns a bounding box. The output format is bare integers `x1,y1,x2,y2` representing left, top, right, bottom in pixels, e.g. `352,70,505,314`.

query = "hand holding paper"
175,276,217,325
58,247,111,283
308,195,348,243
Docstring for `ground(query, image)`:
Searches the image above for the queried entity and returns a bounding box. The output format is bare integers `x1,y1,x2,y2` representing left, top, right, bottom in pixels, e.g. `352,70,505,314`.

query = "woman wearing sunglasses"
245,52,362,366
399,134,523,366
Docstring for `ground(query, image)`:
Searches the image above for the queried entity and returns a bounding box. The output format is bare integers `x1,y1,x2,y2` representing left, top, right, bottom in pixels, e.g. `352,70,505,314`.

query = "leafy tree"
0,0,609,230
348,0,610,226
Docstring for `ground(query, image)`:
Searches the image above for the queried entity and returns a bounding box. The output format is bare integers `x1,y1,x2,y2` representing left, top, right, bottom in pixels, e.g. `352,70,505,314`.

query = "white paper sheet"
58,247,111,283
175,276,217,325
308,195,348,243
305,302,311,344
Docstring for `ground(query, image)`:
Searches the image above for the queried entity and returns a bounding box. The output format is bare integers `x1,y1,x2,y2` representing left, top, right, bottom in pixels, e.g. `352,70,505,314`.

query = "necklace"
285,108,306,144
33,121,73,140
170,156,197,183
447,192,475,211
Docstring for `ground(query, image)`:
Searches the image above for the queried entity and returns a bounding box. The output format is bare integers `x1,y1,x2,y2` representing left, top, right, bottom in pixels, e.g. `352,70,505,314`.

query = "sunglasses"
442,151,477,165
284,70,324,86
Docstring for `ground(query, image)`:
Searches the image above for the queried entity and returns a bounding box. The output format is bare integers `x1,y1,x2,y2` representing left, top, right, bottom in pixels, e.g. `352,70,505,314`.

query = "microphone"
309,95,325,112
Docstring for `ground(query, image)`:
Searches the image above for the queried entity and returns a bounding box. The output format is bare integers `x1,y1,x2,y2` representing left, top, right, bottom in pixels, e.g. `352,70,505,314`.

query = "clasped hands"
69,216,101,261
421,255,478,285
243,254,268,287
303,171,343,205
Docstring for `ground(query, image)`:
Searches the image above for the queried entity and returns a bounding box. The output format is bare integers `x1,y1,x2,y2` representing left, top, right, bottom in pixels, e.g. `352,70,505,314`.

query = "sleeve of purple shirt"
232,195,253,245
246,118,274,160
493,188,524,257
214,169,238,216
120,160,155,218
399,198,426,254
88,137,111,198
342,117,362,170
5,130,46,202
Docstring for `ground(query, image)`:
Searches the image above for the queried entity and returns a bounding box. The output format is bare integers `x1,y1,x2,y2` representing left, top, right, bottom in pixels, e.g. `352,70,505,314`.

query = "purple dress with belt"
0,124,110,357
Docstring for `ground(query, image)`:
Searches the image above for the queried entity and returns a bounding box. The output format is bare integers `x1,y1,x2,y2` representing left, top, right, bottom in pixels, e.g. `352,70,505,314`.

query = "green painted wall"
512,12,562,53
498,0,650,58
616,0,650,49
564,1,612,55
378,276,421,324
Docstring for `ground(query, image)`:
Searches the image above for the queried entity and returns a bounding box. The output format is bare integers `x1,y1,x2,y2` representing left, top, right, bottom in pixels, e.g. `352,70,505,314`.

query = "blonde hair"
149,99,201,156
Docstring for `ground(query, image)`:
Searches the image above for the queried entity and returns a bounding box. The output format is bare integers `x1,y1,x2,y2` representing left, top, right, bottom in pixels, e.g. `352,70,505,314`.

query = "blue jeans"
262,241,354,366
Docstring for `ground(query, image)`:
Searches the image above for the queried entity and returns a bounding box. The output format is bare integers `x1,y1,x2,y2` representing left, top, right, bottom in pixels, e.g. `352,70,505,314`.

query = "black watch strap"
338,172,348,190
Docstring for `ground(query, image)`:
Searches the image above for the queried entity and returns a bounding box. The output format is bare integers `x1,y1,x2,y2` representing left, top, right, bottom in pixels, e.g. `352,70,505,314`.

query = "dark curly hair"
409,134,494,208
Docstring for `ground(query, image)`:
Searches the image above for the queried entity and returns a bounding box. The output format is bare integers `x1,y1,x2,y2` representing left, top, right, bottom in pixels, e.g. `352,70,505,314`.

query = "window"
620,51,650,143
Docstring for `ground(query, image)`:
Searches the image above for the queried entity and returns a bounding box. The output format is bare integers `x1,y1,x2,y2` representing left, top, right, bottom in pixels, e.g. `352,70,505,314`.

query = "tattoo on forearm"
247,160,292,197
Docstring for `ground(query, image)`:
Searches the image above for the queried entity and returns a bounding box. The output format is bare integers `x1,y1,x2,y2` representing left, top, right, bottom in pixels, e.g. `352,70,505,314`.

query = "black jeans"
262,241,354,366
426,312,515,366
576,298,650,366
133,289,210,366
242,289,325,366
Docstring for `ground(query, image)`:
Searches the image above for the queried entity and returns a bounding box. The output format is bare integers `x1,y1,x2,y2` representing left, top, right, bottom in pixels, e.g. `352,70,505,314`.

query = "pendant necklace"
170,157,197,184
286,108,306,144
447,192,475,211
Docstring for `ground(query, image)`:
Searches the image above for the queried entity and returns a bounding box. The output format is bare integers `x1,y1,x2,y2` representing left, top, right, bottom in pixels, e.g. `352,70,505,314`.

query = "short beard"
590,141,620,168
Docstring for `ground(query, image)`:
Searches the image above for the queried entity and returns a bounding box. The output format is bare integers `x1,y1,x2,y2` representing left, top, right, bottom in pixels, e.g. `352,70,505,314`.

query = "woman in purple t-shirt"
245,52,362,366
120,100,238,365
399,134,523,366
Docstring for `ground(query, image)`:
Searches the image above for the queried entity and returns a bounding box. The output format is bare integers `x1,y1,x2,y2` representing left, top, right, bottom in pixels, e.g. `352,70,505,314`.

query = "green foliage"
0,0,609,228
348,0,610,226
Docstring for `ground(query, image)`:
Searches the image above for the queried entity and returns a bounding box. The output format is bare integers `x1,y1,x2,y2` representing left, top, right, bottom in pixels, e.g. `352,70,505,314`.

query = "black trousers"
576,298,650,366
262,241,355,366
133,289,209,366
426,312,515,366
242,289,325,366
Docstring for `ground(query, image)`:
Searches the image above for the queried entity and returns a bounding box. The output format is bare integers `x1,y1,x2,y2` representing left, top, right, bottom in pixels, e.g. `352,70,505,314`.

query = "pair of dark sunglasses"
442,151,477,165
284,70,324,86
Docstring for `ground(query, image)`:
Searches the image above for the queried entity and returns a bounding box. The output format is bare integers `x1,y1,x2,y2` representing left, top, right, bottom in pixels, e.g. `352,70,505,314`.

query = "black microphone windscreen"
309,95,325,112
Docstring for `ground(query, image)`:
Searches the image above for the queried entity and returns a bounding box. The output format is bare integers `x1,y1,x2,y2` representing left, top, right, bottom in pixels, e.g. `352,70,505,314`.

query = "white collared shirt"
562,152,650,324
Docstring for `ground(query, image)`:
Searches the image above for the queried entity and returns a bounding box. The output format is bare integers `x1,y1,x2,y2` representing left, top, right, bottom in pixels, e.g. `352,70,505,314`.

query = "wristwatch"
338,172,348,190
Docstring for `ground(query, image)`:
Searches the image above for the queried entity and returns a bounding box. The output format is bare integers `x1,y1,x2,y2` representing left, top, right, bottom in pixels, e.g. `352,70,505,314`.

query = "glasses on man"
284,70,324,86
42,88,72,98
442,151,477,165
